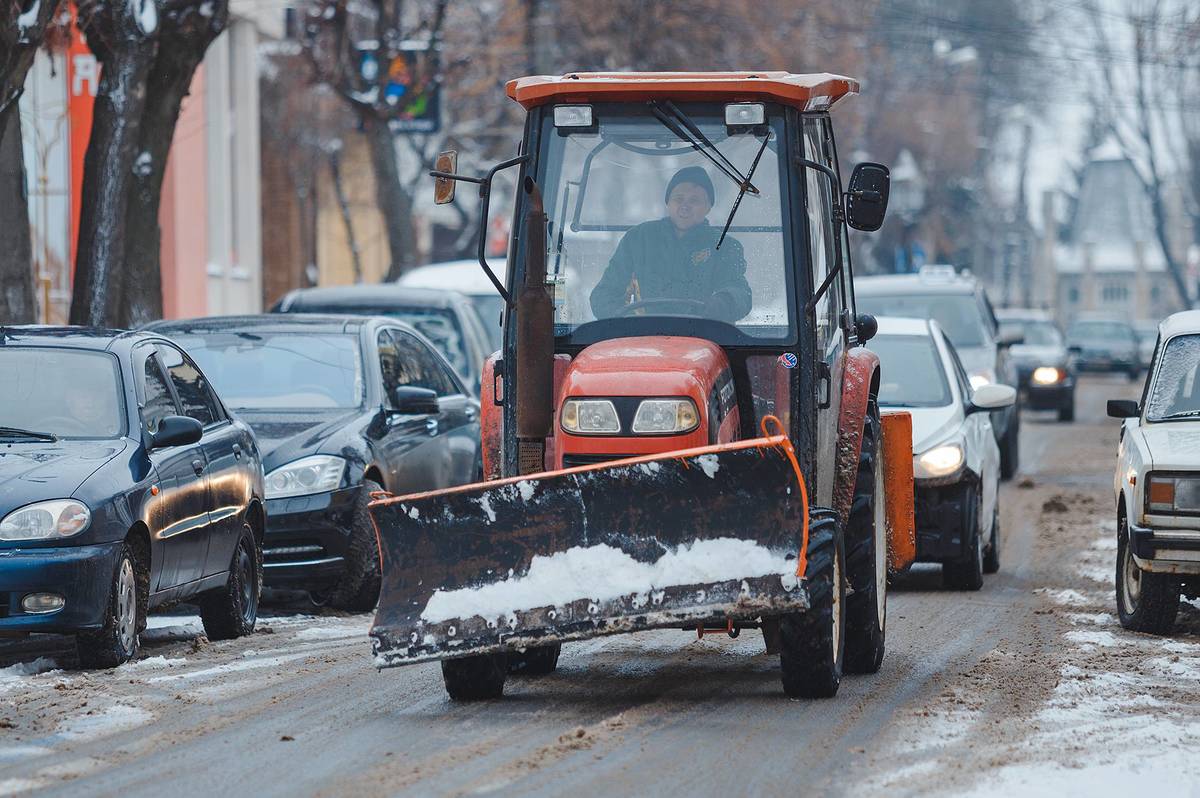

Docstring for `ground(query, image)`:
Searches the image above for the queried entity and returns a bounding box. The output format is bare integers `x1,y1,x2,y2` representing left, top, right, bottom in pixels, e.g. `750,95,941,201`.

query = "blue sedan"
0,327,265,668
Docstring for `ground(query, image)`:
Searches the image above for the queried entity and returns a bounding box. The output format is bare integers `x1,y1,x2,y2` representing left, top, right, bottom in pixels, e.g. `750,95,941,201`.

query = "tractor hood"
558,336,731,400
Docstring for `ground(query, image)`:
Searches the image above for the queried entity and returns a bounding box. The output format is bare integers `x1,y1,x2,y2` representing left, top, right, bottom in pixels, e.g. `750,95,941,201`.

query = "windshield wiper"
0,426,58,442
648,101,759,196
715,131,771,250
1157,410,1200,421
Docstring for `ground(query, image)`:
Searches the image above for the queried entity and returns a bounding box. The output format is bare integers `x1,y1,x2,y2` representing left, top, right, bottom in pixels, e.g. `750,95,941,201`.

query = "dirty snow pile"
420,538,797,624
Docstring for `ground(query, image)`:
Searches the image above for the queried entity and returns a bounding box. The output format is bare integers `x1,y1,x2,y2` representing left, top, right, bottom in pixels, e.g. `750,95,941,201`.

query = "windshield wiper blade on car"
648,101,758,196
715,130,771,250
0,426,58,442
1158,409,1200,421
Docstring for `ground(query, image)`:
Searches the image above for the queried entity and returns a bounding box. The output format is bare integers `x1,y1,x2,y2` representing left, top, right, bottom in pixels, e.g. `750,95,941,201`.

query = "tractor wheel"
442,653,508,701
779,508,845,698
508,644,561,676
844,397,887,674
1117,514,1179,634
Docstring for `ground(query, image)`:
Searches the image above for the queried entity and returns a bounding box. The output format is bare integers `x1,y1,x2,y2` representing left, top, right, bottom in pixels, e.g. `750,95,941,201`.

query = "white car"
1110,310,1200,634
868,317,1016,589
398,259,507,351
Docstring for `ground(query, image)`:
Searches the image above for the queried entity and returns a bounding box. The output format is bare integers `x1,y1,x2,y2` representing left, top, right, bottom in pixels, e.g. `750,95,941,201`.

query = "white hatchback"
868,317,1016,589
1109,310,1200,634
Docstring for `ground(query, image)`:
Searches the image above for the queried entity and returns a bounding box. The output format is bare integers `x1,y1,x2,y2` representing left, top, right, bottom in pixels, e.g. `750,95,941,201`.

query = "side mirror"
432,150,458,205
393,386,440,415
856,313,878,343
1107,399,1140,419
1067,345,1082,355
998,329,1025,347
845,162,890,232
150,415,203,449
969,384,1016,412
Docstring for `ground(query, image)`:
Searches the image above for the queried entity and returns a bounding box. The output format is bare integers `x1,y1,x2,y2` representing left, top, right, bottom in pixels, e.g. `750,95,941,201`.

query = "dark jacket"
589,218,754,322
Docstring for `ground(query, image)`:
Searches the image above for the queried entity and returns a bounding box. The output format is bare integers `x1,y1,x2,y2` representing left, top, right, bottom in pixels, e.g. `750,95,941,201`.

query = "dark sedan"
1067,316,1142,380
148,315,482,610
0,327,264,668
272,286,493,396
996,309,1076,422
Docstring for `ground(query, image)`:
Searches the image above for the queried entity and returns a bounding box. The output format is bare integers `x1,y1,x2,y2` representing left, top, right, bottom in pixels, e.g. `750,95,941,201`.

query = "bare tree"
0,0,62,323
71,0,228,327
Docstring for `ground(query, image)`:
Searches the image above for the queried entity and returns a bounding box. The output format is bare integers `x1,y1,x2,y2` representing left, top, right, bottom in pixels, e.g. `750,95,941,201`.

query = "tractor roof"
505,72,859,112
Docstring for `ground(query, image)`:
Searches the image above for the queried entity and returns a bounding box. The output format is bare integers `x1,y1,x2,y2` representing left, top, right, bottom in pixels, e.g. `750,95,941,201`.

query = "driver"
589,166,753,323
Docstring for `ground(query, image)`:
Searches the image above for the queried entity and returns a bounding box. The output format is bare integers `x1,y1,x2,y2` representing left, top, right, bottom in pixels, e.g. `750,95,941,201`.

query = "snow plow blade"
370,435,810,667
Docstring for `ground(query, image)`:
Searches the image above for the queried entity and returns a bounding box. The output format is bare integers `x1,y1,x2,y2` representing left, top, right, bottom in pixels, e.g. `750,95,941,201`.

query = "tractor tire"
942,485,984,591
76,542,145,669
442,653,508,701
1000,413,1020,480
327,480,383,612
508,644,561,676
199,524,261,641
779,508,845,698
844,398,887,675
1117,514,1179,634
983,503,1001,575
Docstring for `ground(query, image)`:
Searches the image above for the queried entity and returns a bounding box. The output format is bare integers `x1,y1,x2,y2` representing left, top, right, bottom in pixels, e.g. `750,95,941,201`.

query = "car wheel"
1116,514,1178,634
779,508,845,698
76,543,144,669
199,524,261,640
1057,397,1075,423
328,480,383,612
442,653,508,701
1127,366,1141,383
999,415,1019,480
983,503,1001,574
844,397,886,675
943,485,984,591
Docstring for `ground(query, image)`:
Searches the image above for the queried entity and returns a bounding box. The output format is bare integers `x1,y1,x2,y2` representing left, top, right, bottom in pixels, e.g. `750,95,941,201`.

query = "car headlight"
265,455,346,499
561,399,620,434
1031,366,1065,386
631,399,699,434
915,442,965,479
0,500,91,541
1146,474,1200,515
969,369,996,391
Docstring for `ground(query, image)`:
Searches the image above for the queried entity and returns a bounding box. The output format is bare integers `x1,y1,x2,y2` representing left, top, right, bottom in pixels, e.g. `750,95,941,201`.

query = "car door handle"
426,418,439,436
192,459,205,475
232,443,242,460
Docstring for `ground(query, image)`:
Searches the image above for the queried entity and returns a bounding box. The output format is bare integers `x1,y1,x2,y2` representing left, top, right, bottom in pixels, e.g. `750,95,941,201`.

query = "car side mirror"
968,384,1016,413
393,386,440,415
998,329,1024,347
845,162,890,232
1068,345,1082,355
855,313,878,343
432,150,459,205
150,415,203,449
1107,399,1139,419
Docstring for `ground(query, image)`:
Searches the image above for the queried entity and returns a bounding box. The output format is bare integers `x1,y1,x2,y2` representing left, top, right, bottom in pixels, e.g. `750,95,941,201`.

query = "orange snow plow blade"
881,411,916,574
369,435,811,667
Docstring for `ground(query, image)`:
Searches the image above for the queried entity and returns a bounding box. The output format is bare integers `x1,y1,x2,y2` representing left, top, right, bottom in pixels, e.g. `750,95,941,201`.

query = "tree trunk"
70,44,157,326
365,115,417,281
328,148,364,283
0,108,36,323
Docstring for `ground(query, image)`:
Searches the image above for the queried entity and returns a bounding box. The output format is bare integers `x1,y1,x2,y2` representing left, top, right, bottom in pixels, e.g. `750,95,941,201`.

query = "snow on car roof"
855,270,977,296
1158,310,1200,340
872,316,935,337
397,260,506,297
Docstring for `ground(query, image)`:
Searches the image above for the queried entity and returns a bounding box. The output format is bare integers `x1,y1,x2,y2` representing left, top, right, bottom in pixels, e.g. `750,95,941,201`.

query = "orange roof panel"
505,72,860,111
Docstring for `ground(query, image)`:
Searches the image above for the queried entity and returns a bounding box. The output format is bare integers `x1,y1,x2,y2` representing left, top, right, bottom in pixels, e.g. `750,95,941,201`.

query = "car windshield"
537,102,793,344
0,348,125,439
867,334,953,408
856,293,988,348
295,305,470,380
470,294,505,350
1004,320,1061,347
1146,334,1200,421
168,331,364,410
1068,321,1134,344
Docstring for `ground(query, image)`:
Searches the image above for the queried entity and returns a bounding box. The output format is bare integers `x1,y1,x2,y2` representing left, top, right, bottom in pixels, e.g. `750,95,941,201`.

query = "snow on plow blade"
370,435,809,667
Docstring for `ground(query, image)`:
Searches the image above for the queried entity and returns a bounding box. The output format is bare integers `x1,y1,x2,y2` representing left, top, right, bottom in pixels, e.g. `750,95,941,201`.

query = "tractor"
369,72,915,700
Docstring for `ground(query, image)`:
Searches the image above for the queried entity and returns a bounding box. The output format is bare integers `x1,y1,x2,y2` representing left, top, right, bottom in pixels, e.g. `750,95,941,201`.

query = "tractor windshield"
536,102,795,345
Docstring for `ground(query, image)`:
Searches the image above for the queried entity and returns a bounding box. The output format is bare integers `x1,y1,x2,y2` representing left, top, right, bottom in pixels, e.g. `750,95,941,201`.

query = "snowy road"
4,376,1198,796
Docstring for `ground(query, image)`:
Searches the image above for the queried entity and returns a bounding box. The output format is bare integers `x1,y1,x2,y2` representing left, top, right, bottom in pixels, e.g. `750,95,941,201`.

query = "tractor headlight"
560,399,620,435
1146,474,1200,515
915,442,965,480
631,399,699,435
969,369,996,391
0,500,91,541
265,455,346,499
1031,366,1064,386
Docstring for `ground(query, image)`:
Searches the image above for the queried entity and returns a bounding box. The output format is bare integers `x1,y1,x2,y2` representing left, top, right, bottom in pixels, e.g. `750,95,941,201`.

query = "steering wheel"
617,298,708,318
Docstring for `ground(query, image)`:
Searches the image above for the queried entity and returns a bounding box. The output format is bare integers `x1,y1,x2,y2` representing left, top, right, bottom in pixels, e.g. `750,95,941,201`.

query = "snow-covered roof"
1057,158,1166,274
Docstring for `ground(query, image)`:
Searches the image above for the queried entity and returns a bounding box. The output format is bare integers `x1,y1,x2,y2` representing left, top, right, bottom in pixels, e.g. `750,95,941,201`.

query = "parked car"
272,285,492,396
0,326,264,667
1109,311,1200,634
1067,315,1141,380
147,315,482,610
996,308,1076,422
1134,319,1160,368
396,259,506,350
867,317,1014,589
855,265,1023,479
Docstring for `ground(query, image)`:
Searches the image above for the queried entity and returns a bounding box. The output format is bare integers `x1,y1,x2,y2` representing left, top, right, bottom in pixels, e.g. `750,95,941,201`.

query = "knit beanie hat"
664,166,715,206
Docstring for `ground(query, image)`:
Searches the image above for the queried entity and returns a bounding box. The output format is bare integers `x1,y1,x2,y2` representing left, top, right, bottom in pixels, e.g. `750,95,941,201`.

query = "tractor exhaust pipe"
515,176,554,475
